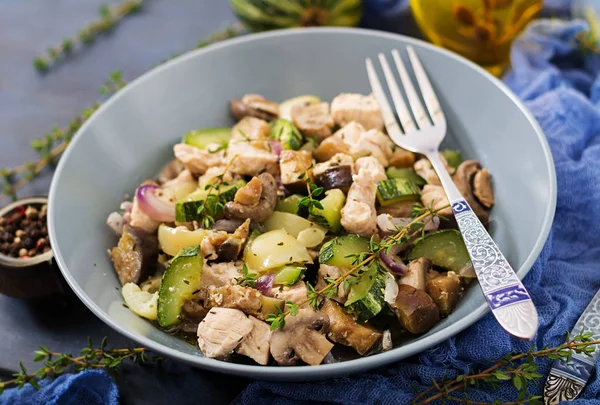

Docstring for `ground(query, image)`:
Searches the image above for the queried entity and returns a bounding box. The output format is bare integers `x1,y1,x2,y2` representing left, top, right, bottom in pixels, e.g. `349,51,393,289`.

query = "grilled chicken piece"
200,261,242,290
420,185,453,217
354,156,387,183
206,285,263,315
227,141,279,177
197,308,254,359
291,102,335,141
413,156,454,186
331,93,384,131
279,150,314,192
199,166,236,188
340,158,385,236
235,316,273,365
231,116,271,141
313,153,354,178
173,143,226,176
271,281,310,307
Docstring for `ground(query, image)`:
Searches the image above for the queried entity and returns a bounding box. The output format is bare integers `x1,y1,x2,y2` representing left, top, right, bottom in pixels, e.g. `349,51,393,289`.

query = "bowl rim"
48,27,557,380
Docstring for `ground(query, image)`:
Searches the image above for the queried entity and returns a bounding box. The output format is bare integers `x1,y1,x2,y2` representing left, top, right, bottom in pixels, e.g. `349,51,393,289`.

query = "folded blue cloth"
4,9,600,405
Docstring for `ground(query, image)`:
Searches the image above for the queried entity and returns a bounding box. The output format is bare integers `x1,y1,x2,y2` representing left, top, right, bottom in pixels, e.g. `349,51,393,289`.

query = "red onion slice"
136,185,175,222
269,140,283,157
379,250,407,275
255,273,274,296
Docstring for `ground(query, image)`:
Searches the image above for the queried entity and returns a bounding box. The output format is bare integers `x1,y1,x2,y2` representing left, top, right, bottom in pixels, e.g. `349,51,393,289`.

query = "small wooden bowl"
0,197,65,299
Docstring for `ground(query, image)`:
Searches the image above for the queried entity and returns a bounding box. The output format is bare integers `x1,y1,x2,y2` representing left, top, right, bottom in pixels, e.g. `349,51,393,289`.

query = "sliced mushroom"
270,308,334,366
399,257,432,291
235,177,263,206
230,94,279,122
217,219,251,261
291,102,335,141
473,168,494,209
426,271,462,316
321,300,382,355
225,173,278,222
453,160,493,222
394,284,440,334
110,225,158,286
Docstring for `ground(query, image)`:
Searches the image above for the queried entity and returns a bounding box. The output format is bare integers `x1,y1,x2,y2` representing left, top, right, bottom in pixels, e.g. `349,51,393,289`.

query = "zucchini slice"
344,264,386,322
270,119,304,150
441,149,462,169
275,194,306,216
157,246,203,327
272,265,306,285
175,180,246,222
183,127,230,150
309,189,346,233
408,230,471,273
376,178,421,206
385,167,426,187
319,234,370,269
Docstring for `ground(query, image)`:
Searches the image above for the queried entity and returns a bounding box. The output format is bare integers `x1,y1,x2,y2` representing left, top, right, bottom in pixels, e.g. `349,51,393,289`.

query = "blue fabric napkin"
4,9,600,405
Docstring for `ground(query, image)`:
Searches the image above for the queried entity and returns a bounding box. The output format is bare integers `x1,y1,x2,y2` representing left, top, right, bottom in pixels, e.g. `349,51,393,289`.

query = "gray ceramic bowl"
48,28,556,381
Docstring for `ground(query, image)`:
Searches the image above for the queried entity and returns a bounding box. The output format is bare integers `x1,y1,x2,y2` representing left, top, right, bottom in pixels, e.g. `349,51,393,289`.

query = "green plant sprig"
195,156,237,229
0,337,159,393
412,329,600,405
297,166,324,212
0,71,127,205
34,0,144,73
266,204,446,331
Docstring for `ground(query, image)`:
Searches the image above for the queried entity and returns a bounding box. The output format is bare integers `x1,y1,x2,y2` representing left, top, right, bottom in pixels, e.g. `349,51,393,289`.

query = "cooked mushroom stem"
270,308,333,366
426,272,462,316
235,177,263,206
224,173,278,222
473,168,494,209
393,284,440,334
399,257,432,291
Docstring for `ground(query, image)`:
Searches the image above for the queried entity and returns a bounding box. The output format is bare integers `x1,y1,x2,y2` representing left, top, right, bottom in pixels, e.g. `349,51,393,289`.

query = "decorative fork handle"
427,152,539,340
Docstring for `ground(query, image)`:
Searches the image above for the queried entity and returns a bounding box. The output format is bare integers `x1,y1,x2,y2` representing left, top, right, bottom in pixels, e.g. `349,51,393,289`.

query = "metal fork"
366,47,538,340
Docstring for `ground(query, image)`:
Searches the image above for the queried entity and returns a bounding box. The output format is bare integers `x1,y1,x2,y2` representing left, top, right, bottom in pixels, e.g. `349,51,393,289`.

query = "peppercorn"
22,238,35,250
0,203,51,259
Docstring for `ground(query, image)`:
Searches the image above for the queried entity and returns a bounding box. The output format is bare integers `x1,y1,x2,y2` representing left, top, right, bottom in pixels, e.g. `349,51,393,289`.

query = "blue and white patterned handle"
451,199,538,340
543,289,600,404
427,152,539,340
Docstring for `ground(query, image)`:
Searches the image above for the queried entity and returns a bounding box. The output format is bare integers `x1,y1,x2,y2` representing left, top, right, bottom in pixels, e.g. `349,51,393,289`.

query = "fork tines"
365,46,445,138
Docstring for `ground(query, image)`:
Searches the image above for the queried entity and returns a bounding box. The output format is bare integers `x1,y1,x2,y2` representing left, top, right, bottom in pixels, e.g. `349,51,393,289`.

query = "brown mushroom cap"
426,272,462,317
230,94,279,122
270,308,334,366
453,160,493,222
224,173,278,222
399,257,432,291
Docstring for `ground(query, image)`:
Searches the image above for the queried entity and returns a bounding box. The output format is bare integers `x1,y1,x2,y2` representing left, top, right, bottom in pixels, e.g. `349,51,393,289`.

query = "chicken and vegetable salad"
106,92,495,366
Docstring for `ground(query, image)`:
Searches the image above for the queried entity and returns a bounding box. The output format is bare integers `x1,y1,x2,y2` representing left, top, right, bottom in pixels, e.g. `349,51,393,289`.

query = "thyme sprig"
413,329,599,405
265,204,446,331
195,156,237,229
297,165,324,212
0,337,159,393
33,0,144,73
236,263,257,288
0,71,127,204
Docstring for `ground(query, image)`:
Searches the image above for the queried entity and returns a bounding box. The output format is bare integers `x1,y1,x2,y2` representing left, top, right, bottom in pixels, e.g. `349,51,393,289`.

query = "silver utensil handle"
427,152,538,340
